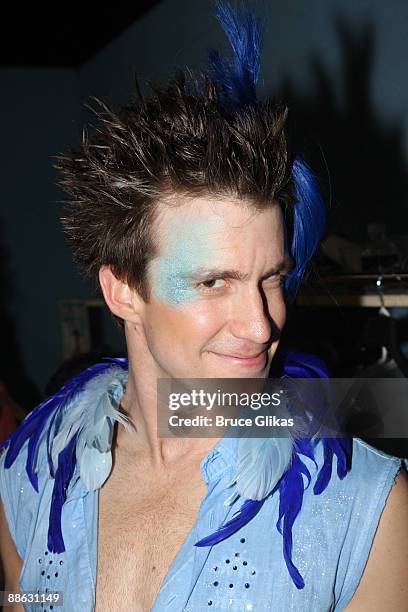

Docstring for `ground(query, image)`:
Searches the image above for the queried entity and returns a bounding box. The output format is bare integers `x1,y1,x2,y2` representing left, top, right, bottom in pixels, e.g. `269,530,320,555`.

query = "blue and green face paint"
149,218,219,307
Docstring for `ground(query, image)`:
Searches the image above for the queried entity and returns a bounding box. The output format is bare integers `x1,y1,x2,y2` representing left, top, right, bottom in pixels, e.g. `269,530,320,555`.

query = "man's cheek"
268,295,286,328
278,302,287,327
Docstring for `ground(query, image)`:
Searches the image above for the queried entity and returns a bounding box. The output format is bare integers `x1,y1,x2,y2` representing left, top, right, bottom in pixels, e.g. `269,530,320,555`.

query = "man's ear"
99,266,144,322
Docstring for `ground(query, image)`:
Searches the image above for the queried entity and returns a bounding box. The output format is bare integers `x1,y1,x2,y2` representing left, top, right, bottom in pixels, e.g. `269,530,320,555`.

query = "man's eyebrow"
183,256,294,282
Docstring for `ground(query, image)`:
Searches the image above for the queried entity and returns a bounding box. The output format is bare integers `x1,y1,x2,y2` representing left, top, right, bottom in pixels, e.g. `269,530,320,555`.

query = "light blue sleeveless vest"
0,375,406,611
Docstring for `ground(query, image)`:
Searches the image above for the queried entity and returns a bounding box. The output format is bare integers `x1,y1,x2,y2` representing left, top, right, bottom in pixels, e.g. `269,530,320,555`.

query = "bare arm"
343,469,408,611
0,496,24,612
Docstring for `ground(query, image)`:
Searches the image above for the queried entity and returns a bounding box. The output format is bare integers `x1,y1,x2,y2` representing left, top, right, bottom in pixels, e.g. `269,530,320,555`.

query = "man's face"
135,194,290,379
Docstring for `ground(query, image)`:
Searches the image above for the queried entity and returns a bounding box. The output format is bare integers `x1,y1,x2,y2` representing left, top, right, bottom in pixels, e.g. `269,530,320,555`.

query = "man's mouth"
209,349,267,368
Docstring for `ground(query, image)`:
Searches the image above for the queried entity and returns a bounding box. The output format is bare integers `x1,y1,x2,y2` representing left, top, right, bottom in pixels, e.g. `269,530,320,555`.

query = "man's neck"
115,361,220,470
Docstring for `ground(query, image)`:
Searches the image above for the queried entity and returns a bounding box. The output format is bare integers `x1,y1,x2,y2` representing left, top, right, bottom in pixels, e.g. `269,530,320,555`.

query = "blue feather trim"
0,357,128,553
195,499,263,547
277,455,307,589
48,431,78,553
194,347,352,590
0,348,351,590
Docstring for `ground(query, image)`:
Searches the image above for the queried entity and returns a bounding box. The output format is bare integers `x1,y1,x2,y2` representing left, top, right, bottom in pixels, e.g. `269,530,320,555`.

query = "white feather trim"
49,366,132,490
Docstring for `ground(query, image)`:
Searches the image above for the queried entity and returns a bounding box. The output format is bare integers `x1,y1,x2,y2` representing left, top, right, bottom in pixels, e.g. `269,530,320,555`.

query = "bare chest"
94,468,206,612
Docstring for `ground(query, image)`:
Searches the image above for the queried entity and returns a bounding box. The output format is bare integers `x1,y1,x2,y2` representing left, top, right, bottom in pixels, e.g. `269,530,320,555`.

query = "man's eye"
263,274,285,286
199,278,226,290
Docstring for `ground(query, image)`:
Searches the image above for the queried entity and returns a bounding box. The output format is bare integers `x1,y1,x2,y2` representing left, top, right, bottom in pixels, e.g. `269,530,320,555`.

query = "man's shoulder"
335,443,408,611
316,436,406,545
352,436,405,460
304,436,406,526
312,436,405,479
350,437,406,478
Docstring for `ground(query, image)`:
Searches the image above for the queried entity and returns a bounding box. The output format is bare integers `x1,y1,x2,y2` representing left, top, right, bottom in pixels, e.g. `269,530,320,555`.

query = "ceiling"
1,2,161,68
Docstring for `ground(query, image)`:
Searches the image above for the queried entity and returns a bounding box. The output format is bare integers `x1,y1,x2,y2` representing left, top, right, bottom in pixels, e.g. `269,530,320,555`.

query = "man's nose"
228,287,273,345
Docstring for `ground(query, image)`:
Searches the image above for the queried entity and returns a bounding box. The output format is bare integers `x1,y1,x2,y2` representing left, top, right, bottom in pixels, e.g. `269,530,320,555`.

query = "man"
1,4,408,611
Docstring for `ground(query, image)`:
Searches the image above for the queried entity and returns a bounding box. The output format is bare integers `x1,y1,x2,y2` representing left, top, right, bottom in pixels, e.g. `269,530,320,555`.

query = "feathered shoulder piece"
0,350,352,591
0,358,131,553
195,347,352,591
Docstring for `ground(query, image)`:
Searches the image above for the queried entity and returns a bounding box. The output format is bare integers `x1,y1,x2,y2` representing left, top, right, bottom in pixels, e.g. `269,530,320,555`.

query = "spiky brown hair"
54,71,294,301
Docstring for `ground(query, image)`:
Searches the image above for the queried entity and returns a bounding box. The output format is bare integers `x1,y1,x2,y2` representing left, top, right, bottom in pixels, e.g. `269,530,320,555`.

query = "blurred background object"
361,223,399,273
0,382,24,443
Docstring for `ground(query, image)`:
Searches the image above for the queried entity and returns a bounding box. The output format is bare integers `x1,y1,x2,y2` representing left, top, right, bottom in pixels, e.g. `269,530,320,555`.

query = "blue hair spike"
208,1,262,112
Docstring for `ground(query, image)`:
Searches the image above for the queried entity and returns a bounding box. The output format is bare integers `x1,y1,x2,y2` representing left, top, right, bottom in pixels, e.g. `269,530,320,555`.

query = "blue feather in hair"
284,156,327,295
208,7,326,294
208,1,262,111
